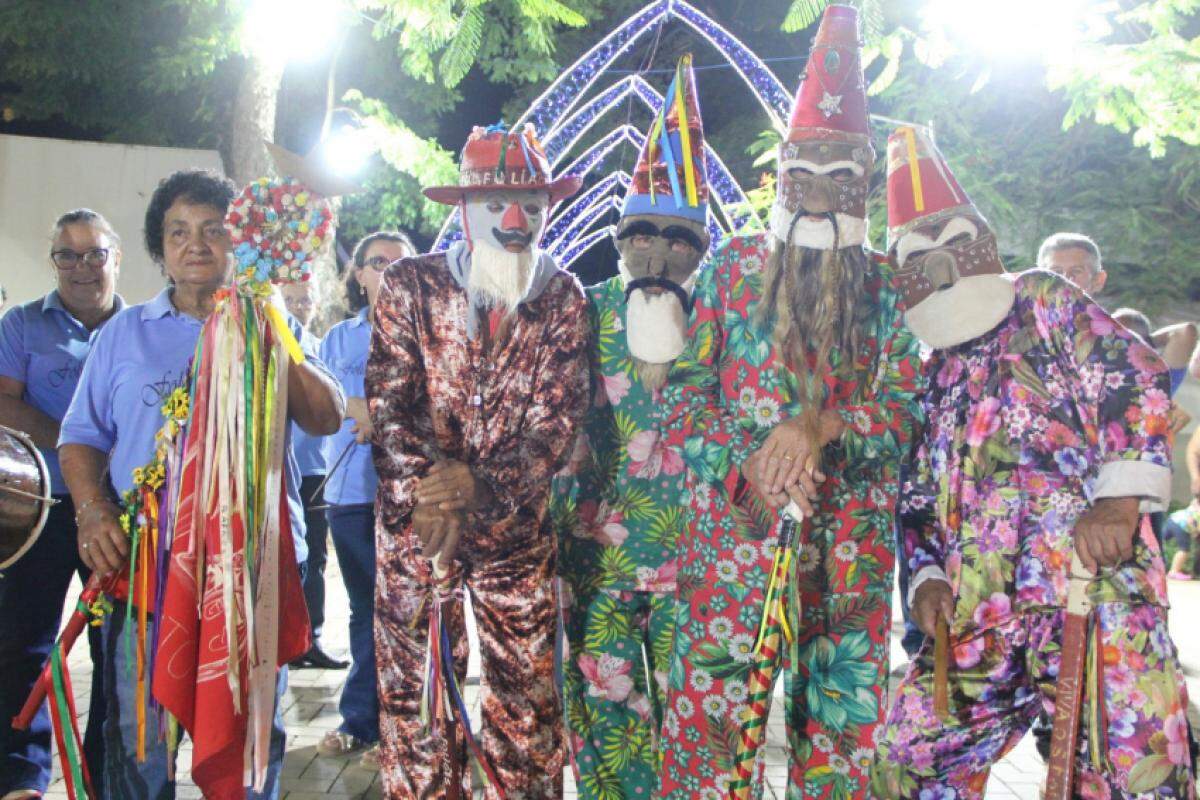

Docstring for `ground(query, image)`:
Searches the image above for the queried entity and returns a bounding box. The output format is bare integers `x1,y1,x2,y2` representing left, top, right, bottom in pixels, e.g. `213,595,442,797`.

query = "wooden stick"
934,616,949,721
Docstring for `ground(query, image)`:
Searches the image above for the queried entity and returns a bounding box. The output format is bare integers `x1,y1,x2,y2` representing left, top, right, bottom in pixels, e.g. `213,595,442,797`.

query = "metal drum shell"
0,423,53,570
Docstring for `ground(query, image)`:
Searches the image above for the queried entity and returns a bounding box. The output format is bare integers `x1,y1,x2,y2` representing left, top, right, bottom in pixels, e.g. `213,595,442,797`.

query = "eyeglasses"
51,248,111,270
363,255,393,272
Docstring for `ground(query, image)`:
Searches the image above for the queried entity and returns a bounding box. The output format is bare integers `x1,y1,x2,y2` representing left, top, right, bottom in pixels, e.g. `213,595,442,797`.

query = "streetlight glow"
321,125,376,179
922,0,1103,62
244,0,345,65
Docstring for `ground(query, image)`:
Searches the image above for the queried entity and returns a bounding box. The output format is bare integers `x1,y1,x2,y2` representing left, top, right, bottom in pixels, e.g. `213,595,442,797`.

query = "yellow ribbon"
675,58,699,208
902,126,925,213
264,302,305,365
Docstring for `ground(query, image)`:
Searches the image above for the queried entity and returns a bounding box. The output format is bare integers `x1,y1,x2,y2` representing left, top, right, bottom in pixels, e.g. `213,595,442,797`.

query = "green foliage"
362,0,587,88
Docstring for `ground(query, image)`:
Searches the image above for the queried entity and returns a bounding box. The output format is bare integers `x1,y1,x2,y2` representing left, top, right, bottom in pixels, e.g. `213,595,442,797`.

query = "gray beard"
632,358,672,393
468,238,533,314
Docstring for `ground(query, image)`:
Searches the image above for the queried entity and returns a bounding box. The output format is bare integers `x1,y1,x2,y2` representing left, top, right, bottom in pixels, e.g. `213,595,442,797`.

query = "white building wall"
0,133,223,307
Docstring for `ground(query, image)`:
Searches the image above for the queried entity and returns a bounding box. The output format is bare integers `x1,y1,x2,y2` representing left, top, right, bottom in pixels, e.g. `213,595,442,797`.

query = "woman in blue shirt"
315,231,414,768
58,170,344,798
0,209,124,800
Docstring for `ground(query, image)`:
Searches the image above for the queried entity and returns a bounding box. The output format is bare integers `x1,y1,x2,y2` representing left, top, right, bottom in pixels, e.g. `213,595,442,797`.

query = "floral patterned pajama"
366,252,590,799
870,270,1197,799
551,276,688,800
656,234,923,800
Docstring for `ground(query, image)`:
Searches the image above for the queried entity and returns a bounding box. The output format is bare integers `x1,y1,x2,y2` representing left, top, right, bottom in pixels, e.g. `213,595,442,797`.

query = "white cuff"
1092,459,1172,513
907,565,950,607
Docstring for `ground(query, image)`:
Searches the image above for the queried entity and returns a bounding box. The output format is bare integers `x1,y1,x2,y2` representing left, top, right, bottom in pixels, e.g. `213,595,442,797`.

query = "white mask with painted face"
462,189,550,313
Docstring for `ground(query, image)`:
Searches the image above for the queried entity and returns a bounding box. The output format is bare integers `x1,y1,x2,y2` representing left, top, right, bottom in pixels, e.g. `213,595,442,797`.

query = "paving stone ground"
41,555,1200,799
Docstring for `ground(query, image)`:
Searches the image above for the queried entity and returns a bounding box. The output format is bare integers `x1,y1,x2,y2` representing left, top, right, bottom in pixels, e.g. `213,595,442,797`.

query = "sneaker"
317,730,370,758
2,791,42,800
360,744,381,770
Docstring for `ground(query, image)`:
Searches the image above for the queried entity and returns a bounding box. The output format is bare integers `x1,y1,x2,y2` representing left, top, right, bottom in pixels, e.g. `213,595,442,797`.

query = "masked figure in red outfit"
366,124,590,799
655,7,923,799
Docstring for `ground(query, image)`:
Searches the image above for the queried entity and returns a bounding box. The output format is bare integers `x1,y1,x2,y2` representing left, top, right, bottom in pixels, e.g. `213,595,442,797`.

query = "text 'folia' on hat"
786,4,870,146
621,53,709,225
423,123,582,206
885,125,981,248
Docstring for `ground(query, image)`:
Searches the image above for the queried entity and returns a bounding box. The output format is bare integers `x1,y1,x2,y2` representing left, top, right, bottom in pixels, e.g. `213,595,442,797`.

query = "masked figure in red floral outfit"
655,7,923,800
366,124,590,799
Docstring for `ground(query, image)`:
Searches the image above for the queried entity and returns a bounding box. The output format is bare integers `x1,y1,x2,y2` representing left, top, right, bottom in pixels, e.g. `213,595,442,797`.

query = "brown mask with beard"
615,213,708,391
770,139,873,250
891,212,1015,349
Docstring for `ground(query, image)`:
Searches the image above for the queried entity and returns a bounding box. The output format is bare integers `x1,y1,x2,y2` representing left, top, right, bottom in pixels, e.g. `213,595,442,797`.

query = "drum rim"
0,424,54,571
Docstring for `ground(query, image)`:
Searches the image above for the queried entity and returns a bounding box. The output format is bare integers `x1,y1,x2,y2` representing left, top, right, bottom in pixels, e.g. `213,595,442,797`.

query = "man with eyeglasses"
0,208,124,800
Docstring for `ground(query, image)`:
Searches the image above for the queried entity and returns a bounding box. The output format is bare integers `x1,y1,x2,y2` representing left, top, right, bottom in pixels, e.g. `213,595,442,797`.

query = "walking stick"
1044,550,1095,800
728,501,804,800
934,617,950,721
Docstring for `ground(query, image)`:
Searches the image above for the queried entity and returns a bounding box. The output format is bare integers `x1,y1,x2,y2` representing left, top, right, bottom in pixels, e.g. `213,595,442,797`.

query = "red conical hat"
623,54,709,224
424,123,582,205
885,125,980,246
786,4,870,145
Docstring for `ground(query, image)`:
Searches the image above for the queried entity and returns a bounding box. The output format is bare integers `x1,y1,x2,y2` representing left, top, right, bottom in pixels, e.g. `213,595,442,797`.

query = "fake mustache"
491,228,534,250
623,275,692,315
790,209,841,250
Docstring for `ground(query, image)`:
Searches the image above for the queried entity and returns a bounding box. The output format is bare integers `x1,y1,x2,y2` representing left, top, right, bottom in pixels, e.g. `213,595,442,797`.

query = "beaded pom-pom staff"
13,147,338,800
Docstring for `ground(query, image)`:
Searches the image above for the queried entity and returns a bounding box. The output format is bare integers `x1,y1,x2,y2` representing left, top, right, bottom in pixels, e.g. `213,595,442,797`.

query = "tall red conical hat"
786,4,870,145
885,125,980,247
623,54,709,224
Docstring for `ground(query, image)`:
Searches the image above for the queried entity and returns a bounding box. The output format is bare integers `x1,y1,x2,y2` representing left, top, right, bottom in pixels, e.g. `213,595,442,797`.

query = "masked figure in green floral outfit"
550,55,710,800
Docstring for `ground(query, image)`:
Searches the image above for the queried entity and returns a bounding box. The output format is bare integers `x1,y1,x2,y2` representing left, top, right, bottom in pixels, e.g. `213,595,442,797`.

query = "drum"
0,423,53,570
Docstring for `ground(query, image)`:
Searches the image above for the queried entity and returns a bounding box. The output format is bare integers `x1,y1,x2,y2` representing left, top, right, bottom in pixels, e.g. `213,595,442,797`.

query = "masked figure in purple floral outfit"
870,126,1197,799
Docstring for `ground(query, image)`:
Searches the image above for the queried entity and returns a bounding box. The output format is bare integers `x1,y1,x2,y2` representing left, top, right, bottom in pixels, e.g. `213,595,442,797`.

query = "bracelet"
74,496,115,523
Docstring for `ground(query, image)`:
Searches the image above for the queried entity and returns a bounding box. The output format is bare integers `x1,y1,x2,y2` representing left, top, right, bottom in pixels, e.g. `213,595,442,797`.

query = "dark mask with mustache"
624,275,693,315
615,214,708,288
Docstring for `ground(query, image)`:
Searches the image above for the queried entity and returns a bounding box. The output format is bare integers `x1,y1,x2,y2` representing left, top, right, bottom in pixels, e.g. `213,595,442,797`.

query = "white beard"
768,202,868,250
626,289,687,363
904,273,1017,349
468,238,534,313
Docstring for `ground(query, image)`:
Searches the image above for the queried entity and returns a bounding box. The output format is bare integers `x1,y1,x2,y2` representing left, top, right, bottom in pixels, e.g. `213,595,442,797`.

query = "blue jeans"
326,503,379,742
0,497,105,795
100,608,288,798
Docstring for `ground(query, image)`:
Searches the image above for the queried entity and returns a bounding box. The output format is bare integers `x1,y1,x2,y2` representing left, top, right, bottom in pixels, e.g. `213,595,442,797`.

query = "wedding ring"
82,541,91,550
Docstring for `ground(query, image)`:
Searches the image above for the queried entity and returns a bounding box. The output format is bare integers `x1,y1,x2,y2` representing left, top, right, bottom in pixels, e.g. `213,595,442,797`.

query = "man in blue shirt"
0,209,125,800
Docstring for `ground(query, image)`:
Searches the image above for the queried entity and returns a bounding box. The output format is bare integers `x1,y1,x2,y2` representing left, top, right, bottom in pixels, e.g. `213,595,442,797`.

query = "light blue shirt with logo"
0,290,126,495
319,308,377,507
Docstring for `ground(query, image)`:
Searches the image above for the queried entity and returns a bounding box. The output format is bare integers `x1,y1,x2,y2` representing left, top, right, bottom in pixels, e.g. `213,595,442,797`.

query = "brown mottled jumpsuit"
366,251,589,799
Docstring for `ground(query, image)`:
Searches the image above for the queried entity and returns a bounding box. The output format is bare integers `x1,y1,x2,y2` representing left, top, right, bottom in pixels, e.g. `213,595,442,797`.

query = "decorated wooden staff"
1045,551,1097,799
728,500,804,800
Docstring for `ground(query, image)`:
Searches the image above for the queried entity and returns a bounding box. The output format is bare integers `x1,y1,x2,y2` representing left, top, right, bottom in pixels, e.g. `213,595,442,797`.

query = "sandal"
317,730,370,758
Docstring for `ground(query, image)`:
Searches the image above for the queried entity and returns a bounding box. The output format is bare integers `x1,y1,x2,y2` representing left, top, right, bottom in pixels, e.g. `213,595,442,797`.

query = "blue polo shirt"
319,308,377,507
59,287,341,563
0,290,126,495
291,330,328,479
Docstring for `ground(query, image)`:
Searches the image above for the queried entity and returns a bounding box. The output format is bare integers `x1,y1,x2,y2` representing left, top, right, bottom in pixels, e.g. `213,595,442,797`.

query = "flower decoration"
225,177,333,287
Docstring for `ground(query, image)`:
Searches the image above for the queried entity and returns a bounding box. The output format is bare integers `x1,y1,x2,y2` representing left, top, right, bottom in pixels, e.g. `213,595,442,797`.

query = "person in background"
315,231,415,769
1165,426,1200,579
0,209,124,800
281,278,348,671
58,170,343,797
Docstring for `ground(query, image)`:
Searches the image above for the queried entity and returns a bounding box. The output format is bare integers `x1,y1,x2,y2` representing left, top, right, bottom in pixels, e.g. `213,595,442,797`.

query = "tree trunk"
223,55,285,185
